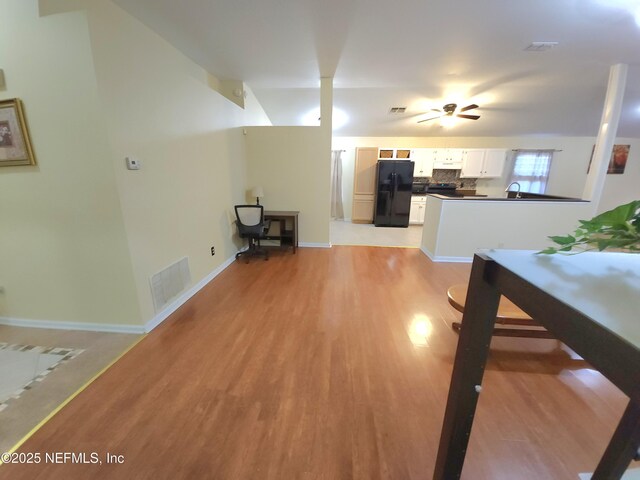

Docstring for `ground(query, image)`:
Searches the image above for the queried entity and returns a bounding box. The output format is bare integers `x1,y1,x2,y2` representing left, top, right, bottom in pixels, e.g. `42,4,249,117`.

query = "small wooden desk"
435,250,640,480
264,210,299,254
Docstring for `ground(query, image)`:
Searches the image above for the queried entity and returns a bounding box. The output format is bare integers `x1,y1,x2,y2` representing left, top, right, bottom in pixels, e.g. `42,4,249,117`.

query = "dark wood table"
264,210,299,253
434,250,640,479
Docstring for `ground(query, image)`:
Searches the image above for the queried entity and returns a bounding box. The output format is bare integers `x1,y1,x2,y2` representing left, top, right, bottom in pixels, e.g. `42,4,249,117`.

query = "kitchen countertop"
414,189,478,198
427,194,587,202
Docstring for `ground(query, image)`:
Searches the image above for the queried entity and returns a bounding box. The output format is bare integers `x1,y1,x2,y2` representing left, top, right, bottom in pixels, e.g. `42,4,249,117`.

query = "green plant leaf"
591,200,640,227
549,235,575,245
540,200,640,255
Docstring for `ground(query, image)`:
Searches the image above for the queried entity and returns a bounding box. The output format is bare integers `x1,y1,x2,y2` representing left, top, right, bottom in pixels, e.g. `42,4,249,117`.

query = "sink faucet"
505,181,521,199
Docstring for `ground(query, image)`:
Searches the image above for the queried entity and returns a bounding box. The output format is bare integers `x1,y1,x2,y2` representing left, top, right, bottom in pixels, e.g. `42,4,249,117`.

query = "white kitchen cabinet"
460,149,485,178
433,149,463,169
482,149,507,177
460,149,507,178
410,149,435,177
410,196,427,224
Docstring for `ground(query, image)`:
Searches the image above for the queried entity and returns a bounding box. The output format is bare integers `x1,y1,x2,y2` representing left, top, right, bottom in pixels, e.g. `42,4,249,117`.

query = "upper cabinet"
433,149,463,169
483,149,507,177
460,149,485,177
373,146,507,178
378,148,411,159
460,149,507,178
410,148,435,177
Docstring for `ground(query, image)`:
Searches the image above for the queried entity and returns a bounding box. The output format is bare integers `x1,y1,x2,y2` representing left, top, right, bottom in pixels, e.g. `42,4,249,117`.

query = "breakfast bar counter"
420,194,593,262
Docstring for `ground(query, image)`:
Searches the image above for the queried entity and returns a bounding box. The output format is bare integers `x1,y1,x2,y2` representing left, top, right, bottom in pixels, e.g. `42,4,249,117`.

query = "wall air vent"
388,107,407,114
524,42,559,52
150,257,191,312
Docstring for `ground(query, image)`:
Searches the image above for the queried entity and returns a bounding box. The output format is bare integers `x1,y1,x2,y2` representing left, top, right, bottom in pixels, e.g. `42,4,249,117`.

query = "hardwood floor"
0,247,628,479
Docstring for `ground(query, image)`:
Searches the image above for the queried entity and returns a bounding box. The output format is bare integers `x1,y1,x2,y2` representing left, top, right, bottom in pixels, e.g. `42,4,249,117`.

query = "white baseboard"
144,254,236,332
0,254,238,335
419,246,472,263
299,242,331,248
0,316,145,334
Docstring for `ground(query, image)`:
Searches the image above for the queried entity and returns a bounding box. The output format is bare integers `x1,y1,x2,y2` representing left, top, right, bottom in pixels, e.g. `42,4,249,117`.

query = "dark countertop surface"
427,193,586,202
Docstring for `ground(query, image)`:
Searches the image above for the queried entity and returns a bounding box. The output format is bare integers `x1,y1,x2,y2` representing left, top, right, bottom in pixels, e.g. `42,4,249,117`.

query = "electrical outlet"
211,246,215,256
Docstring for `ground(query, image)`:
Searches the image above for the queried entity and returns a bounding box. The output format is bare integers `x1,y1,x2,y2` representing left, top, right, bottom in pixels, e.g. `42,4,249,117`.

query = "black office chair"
234,205,271,263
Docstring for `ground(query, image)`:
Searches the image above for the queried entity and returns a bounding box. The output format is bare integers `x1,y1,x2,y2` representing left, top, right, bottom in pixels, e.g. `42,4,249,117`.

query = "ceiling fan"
418,103,480,123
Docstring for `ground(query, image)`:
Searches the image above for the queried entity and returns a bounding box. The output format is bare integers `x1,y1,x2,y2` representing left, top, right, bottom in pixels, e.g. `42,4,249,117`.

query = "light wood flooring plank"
0,247,628,479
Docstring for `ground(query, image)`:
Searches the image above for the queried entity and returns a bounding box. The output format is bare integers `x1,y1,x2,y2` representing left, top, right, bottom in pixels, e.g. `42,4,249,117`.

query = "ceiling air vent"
388,107,407,114
524,42,559,52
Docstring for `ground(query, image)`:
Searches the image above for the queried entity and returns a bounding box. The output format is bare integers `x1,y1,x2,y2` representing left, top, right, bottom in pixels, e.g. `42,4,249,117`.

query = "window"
508,150,553,194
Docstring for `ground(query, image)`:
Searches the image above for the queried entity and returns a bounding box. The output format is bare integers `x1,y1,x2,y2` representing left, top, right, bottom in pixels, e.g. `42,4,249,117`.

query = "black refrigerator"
374,160,415,227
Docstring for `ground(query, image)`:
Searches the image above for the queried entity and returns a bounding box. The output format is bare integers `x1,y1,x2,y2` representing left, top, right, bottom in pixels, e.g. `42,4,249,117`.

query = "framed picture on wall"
587,144,630,175
0,98,36,166
608,144,630,174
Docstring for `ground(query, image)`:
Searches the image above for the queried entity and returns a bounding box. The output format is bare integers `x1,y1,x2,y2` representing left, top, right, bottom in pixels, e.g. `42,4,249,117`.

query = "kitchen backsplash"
415,169,478,189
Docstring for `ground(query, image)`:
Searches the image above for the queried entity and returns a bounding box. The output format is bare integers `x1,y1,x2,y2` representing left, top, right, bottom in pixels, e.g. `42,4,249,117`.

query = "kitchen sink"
505,191,582,201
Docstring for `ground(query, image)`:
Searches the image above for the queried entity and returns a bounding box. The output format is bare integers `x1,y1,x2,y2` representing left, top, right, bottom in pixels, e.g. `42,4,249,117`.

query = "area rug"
0,343,84,412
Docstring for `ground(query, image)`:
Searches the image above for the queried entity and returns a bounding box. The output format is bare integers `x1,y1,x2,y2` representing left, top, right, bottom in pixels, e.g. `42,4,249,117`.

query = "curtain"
508,150,554,194
330,150,344,220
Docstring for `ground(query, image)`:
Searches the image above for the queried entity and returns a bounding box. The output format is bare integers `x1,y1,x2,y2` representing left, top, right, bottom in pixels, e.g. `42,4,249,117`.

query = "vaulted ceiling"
114,0,640,137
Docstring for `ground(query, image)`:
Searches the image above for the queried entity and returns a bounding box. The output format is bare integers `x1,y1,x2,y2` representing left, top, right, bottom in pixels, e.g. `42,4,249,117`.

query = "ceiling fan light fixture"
440,115,457,128
442,103,457,115
417,102,480,125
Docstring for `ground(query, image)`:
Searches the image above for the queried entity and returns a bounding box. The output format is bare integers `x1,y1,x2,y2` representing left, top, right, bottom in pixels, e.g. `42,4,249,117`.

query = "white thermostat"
125,156,141,170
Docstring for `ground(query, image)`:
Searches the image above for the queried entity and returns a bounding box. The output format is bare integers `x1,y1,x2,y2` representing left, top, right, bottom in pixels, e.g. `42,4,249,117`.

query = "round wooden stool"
447,284,554,338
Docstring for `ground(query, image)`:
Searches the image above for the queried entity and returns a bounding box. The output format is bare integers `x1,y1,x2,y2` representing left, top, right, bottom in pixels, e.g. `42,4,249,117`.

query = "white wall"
0,0,272,328
0,0,140,325
245,127,330,245
85,0,271,322
599,142,640,213
333,136,640,215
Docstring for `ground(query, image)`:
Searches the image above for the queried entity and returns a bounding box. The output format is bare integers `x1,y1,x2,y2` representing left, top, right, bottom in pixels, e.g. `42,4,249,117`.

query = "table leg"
293,215,298,253
433,254,501,479
592,399,640,479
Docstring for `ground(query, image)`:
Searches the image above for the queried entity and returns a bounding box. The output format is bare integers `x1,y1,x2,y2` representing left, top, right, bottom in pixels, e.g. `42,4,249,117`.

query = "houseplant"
538,200,640,254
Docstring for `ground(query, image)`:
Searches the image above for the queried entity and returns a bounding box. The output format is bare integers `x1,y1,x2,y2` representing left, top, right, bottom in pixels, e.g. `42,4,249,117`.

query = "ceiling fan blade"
430,108,442,112
460,104,479,112
417,114,442,123
456,114,480,120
